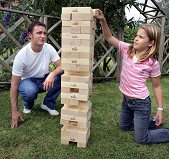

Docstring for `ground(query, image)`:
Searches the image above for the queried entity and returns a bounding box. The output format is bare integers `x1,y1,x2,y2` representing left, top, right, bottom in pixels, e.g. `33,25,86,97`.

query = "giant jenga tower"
60,7,97,148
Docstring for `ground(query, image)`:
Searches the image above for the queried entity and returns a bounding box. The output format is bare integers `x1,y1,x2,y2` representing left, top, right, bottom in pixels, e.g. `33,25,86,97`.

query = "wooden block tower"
60,7,97,148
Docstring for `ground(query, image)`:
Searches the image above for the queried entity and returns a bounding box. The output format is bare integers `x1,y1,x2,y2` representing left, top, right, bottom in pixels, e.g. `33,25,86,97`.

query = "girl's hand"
94,9,105,20
153,111,164,127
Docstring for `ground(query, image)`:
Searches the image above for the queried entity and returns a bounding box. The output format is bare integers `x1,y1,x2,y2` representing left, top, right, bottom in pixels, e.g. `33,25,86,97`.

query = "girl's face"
133,28,154,53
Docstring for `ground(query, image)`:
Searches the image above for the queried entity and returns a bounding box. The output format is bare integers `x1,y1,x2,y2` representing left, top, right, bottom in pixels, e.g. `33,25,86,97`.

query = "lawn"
0,76,169,159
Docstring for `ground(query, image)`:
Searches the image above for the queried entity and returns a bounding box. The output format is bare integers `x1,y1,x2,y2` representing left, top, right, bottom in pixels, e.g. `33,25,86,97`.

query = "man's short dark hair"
28,21,46,33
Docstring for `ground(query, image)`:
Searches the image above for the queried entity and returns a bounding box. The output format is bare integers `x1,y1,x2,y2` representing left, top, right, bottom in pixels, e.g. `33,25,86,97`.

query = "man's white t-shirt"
12,43,60,80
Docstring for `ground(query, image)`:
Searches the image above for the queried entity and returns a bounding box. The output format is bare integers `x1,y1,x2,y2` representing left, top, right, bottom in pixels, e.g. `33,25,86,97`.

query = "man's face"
29,25,47,47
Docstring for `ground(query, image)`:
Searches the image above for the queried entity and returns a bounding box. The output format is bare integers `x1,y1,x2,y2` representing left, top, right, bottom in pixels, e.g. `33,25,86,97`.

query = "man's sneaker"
22,106,31,114
40,103,59,116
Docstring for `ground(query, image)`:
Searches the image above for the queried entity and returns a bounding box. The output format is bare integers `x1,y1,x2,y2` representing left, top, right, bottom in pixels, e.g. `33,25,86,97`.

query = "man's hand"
11,111,24,128
43,73,55,91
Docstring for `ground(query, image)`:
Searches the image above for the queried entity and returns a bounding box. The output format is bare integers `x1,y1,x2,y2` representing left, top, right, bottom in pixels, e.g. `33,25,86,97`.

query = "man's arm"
43,59,63,91
10,75,23,128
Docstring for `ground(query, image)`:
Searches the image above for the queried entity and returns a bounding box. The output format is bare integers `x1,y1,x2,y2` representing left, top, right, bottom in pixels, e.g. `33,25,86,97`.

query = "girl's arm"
151,76,164,126
95,9,120,49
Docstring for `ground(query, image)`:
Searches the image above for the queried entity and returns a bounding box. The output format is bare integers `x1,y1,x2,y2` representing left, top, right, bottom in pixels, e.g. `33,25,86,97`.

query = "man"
10,21,63,128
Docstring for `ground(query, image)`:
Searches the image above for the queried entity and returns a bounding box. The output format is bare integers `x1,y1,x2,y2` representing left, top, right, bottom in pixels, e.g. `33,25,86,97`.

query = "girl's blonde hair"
127,24,161,61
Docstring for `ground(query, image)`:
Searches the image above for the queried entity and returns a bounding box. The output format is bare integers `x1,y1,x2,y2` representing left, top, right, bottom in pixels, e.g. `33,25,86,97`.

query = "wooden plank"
62,33,94,40
81,26,95,34
0,17,25,41
62,26,95,34
62,7,92,14
62,58,91,65
61,63,92,72
62,21,93,27
72,13,93,21
60,104,91,128
23,15,32,24
62,38,93,47
0,23,22,48
60,119,90,129
0,7,59,18
61,125,90,148
61,92,89,101
48,20,61,34
0,58,12,72
61,81,89,89
61,98,80,105
64,71,91,76
48,35,61,49
61,45,93,53
61,14,71,21
62,74,91,83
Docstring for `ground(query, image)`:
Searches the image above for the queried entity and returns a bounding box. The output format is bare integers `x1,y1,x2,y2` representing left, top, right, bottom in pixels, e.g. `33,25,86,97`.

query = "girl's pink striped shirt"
119,41,161,99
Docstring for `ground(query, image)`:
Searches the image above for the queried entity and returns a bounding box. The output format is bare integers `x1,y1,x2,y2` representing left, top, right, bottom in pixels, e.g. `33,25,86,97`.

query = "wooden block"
68,74,91,83
62,21,93,27
62,39,93,47
61,63,91,72
70,52,80,58
61,125,90,148
61,98,80,105
61,74,70,81
71,26,81,33
60,119,90,129
62,26,95,34
62,39,81,46
61,57,93,72
62,33,94,40
61,14,71,20
61,51,71,58
61,81,89,90
62,27,71,33
62,7,92,14
92,9,99,17
61,99,91,108
64,71,91,76
61,102,92,116
61,92,89,101
61,87,70,92
62,45,93,53
81,26,95,35
61,74,93,105
72,13,93,21
79,89,89,95
60,105,91,128
62,58,91,65
80,39,94,47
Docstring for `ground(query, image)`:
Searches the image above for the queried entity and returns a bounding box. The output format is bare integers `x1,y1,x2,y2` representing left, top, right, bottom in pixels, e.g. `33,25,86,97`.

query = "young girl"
95,9,169,144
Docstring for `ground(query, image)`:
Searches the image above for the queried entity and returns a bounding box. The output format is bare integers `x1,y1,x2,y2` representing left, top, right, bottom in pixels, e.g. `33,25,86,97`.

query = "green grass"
1,77,169,159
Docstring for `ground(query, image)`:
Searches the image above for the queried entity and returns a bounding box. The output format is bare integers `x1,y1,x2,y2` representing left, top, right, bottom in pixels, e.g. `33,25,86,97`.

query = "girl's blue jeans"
18,73,62,110
120,95,169,144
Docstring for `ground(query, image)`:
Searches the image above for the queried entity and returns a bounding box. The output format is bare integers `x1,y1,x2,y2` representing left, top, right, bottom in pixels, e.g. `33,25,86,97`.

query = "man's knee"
18,79,39,101
19,86,38,102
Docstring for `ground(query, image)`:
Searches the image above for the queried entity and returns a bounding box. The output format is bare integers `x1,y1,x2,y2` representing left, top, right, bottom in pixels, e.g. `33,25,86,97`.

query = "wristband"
157,107,164,111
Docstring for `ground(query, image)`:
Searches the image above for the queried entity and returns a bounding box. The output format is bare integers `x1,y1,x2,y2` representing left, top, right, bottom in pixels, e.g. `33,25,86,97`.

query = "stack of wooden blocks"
60,7,97,148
